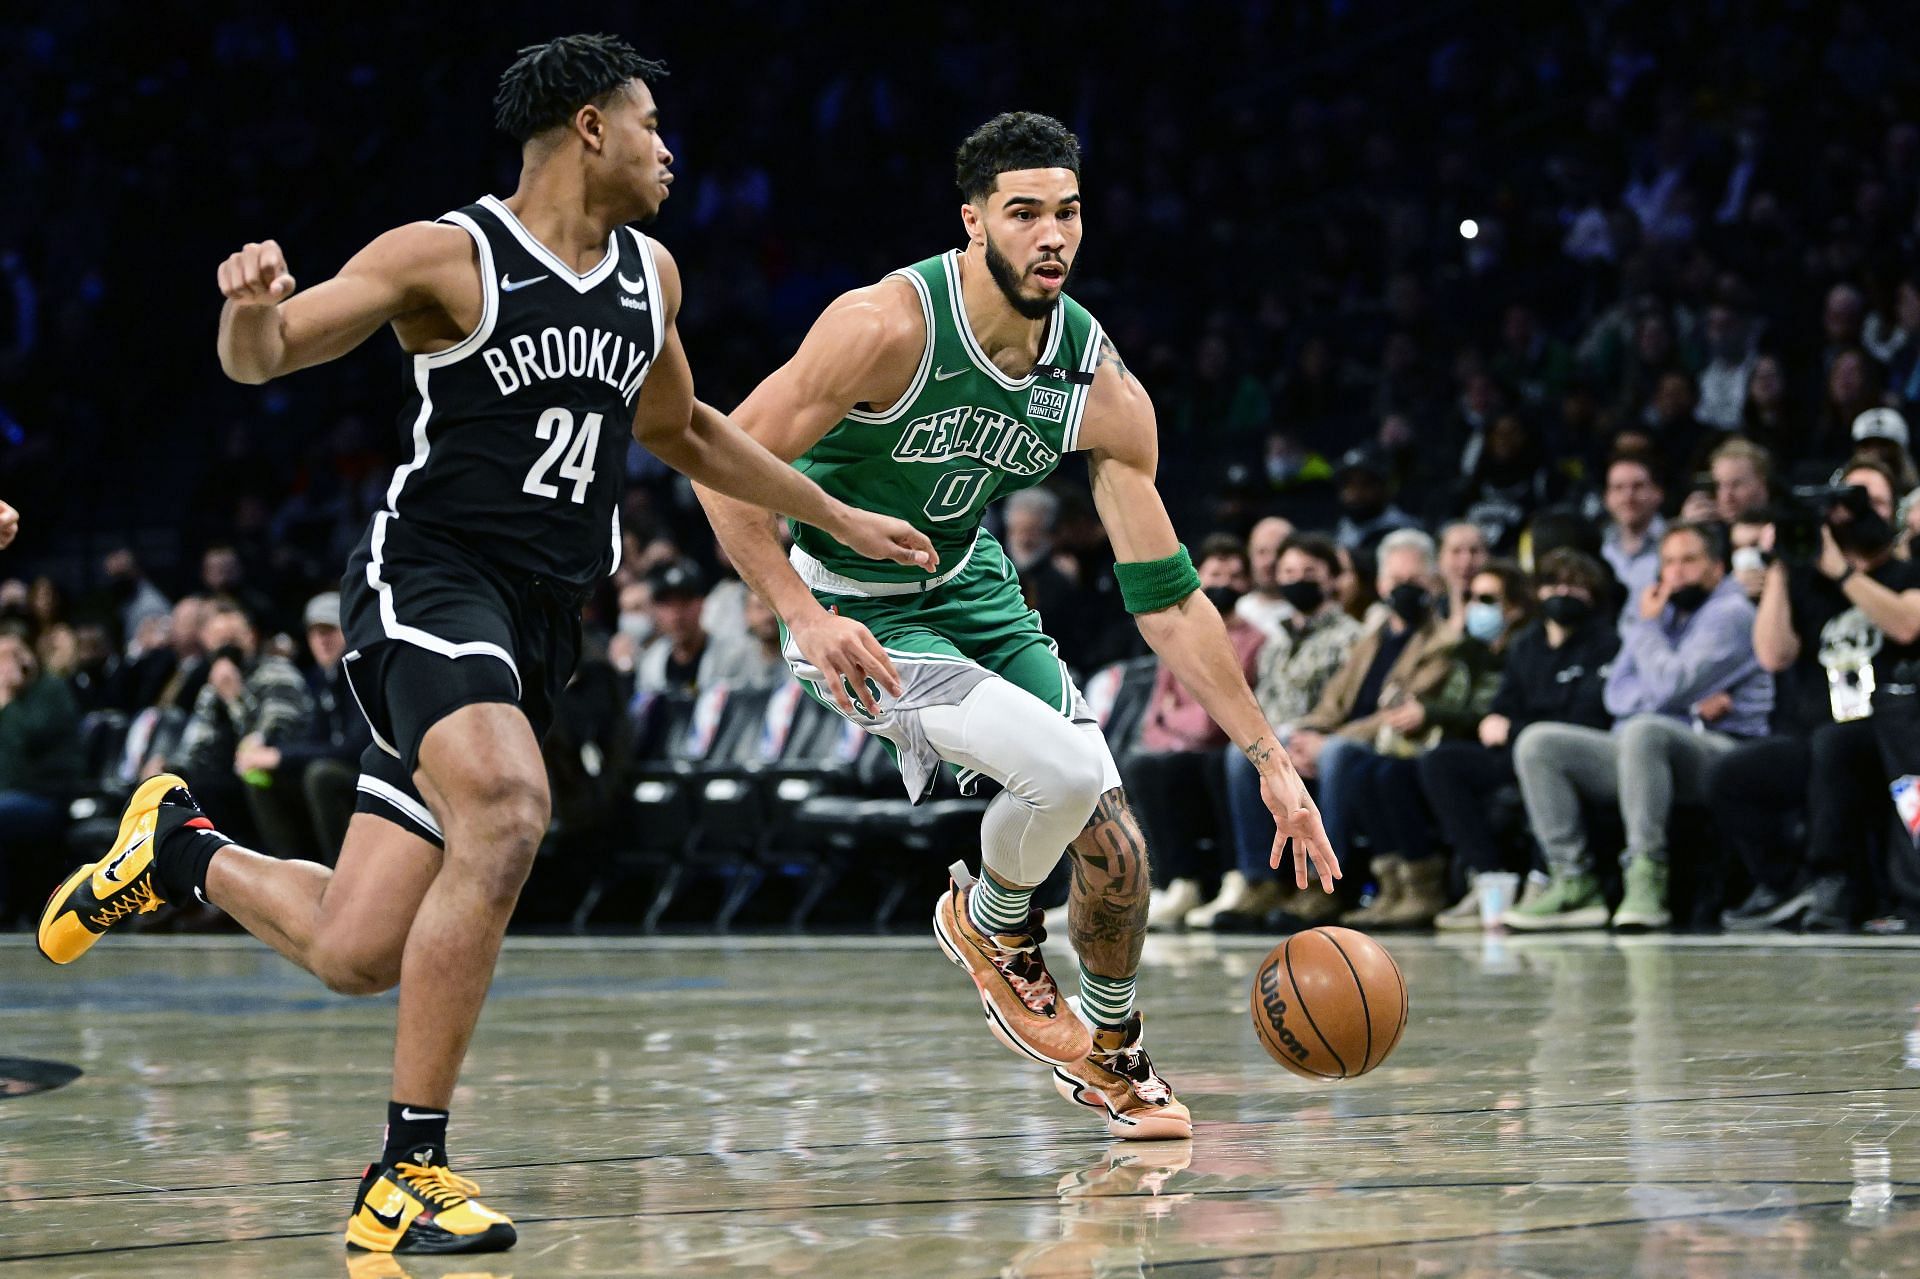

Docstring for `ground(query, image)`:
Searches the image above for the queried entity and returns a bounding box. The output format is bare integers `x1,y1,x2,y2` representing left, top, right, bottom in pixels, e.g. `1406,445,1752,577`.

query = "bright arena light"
1459,218,1480,240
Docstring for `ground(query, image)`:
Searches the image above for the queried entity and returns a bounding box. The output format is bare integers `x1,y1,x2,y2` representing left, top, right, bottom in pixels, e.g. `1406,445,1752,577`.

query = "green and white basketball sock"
1078,965,1136,1029
968,871,1035,936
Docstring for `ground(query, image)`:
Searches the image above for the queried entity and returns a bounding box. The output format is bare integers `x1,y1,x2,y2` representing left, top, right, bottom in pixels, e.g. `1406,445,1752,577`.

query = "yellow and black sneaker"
37,773,205,964
344,1155,517,1254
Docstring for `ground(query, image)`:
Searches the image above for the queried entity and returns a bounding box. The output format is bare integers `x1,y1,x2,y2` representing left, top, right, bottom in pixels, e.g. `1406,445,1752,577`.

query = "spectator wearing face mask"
1233,516,1297,642
1507,522,1772,932
1436,521,1491,637
1714,457,1920,932
1260,530,1459,924
1421,550,1620,930
1136,535,1265,929
1194,534,1363,930
1337,561,1534,930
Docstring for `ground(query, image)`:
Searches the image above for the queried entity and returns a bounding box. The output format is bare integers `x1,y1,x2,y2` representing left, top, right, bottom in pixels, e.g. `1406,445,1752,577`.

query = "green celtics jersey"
791,249,1104,582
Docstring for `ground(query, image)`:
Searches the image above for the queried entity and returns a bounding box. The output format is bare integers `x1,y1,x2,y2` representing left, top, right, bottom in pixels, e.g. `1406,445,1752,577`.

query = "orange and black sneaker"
1053,1005,1193,1140
344,1153,516,1254
37,773,214,965
933,862,1091,1068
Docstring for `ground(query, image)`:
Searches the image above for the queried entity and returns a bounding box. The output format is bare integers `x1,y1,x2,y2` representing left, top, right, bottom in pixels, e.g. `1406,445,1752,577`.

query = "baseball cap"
646,558,709,601
1334,446,1389,481
303,591,341,630
1852,407,1910,449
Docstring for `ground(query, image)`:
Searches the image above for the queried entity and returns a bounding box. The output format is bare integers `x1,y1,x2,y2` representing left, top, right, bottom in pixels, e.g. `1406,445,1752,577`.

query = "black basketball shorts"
340,518,584,779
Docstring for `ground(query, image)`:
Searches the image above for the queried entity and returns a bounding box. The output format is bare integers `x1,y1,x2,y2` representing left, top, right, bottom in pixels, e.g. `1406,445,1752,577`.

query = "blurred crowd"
4,4,1920,931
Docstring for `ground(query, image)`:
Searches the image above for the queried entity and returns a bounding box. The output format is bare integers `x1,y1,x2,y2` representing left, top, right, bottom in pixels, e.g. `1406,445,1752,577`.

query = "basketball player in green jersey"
697,112,1339,1139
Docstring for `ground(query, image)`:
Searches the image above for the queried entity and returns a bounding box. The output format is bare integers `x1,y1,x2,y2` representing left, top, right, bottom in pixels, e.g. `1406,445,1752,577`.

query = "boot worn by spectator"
1342,855,1409,928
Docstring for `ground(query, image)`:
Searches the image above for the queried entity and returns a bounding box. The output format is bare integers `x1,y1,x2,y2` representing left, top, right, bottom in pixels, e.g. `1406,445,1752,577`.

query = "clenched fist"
217,240,296,306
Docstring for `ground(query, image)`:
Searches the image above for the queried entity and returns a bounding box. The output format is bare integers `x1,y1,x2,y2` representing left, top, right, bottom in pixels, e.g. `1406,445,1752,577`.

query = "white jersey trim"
626,227,667,357
341,649,401,759
478,194,619,293
419,211,499,370
844,268,936,425
357,774,445,839
364,511,523,694
1062,319,1104,453
940,250,1063,392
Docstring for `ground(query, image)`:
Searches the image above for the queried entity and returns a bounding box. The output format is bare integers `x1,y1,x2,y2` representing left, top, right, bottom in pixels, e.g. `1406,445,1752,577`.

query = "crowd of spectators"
5,5,1920,931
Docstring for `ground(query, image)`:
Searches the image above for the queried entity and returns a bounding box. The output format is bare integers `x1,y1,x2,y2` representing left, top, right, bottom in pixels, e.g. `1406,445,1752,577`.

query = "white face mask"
617,612,654,645
1732,547,1767,575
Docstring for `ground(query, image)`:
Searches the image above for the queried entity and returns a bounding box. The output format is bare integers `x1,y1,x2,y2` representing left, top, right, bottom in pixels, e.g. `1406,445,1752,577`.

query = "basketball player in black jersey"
36,35,931,1255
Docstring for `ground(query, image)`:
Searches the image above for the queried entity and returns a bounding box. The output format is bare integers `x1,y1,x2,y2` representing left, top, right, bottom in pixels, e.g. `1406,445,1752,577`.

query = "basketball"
1250,926,1407,1080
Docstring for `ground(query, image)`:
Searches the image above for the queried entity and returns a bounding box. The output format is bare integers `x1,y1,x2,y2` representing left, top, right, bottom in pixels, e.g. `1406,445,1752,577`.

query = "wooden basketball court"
3,932,1916,1276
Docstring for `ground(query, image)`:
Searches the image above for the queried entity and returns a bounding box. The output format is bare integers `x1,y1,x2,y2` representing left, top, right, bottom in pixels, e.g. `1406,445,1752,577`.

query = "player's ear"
574,103,604,153
959,201,984,245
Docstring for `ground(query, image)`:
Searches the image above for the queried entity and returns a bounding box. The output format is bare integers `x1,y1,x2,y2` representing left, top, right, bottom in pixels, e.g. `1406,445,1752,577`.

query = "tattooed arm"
1067,789,1151,979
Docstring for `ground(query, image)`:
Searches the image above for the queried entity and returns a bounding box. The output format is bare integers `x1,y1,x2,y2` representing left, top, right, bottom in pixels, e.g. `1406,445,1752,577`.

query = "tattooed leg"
1067,787,1151,980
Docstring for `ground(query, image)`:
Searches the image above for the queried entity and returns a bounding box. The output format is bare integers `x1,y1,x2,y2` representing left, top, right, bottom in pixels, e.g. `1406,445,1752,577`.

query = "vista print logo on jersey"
481,325,652,404
1026,385,1068,424
892,406,1059,477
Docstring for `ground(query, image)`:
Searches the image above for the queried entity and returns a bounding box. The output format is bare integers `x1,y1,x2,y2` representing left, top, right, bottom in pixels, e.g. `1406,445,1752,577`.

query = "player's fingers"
269,272,295,298
817,655,856,716
217,257,235,296
859,633,902,696
240,243,264,290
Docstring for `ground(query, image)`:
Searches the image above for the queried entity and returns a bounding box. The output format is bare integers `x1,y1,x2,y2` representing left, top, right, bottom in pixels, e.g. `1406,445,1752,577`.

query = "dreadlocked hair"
493,34,668,144
954,112,1081,203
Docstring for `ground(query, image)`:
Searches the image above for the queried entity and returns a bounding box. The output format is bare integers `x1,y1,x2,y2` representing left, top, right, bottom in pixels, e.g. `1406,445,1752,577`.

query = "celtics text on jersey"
790,249,1105,583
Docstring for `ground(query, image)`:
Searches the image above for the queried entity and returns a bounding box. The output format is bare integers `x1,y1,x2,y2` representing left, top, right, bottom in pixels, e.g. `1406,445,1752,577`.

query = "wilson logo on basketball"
1257,961,1310,1062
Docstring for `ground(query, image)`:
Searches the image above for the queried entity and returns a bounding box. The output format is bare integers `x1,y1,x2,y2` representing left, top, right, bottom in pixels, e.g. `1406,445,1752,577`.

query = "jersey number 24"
522,407,601,504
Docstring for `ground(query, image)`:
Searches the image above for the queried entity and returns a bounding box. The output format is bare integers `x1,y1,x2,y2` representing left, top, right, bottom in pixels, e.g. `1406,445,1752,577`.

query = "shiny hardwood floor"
3,931,1917,1277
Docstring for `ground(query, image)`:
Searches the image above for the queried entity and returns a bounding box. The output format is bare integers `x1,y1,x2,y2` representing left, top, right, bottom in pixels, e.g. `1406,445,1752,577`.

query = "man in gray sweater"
1507,522,1772,931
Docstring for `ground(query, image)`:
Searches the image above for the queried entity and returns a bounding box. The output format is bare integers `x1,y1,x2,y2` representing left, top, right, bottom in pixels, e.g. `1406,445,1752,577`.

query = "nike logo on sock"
399,1108,447,1122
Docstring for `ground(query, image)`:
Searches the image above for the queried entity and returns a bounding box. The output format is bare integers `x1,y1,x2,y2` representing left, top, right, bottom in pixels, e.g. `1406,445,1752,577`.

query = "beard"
984,231,1070,320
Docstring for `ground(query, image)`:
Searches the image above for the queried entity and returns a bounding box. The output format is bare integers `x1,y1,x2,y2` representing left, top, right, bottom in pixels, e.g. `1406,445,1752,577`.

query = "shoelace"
1093,1041,1172,1104
989,908,1059,1014
89,880,163,929
394,1162,479,1208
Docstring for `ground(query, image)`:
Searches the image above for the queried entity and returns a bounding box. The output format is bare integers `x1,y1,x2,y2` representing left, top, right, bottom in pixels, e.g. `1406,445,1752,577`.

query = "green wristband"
1114,545,1201,614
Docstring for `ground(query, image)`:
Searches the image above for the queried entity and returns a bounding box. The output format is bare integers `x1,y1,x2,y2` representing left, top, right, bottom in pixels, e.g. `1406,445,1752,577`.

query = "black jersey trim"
418,211,500,370
478,194,619,293
844,268,936,426
1062,319,1104,454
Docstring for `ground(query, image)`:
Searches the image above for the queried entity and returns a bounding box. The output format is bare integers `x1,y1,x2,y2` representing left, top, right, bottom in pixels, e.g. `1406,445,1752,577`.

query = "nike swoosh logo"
933,365,968,381
100,833,149,885
369,1201,406,1231
618,272,647,294
500,273,548,292
399,1108,447,1122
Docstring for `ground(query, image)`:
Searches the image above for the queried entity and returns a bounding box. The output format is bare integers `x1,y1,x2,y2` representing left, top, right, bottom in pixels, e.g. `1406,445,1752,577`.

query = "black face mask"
1669,584,1711,612
1540,595,1593,627
1833,511,1896,557
1277,580,1326,615
1387,583,1431,625
1203,586,1243,616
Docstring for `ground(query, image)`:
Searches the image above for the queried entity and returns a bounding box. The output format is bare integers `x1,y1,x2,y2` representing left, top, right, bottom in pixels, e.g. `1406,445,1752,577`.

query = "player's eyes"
1059,209,1078,220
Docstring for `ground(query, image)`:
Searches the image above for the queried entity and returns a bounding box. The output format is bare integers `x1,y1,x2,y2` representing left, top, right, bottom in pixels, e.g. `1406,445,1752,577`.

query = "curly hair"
493,34,668,144
954,112,1081,203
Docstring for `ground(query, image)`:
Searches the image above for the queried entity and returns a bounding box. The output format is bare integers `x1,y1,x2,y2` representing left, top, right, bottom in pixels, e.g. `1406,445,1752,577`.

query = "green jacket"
0,675,83,795
1419,635,1506,739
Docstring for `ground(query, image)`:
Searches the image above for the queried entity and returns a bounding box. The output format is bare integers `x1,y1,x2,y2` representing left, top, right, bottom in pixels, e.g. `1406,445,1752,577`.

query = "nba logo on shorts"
1892,775,1920,846
1027,385,1068,423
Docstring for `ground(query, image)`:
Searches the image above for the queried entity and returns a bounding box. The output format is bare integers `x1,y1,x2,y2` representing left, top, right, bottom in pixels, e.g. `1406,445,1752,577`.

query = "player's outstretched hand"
217,240,296,306
789,608,902,718
1260,764,1341,892
0,501,19,549
832,506,939,574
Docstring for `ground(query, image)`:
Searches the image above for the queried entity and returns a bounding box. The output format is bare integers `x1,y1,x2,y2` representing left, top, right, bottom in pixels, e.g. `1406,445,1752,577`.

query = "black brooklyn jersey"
371,194,662,588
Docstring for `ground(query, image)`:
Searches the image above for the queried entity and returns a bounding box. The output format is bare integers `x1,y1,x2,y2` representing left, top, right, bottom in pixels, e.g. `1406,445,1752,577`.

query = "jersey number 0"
522,407,602,504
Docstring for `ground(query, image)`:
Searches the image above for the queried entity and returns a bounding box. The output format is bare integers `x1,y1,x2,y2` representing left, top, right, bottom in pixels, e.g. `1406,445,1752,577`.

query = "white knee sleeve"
918,678,1110,886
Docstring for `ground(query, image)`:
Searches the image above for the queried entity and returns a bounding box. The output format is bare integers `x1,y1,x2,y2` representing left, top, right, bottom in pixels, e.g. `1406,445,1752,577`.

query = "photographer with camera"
1713,456,1920,931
